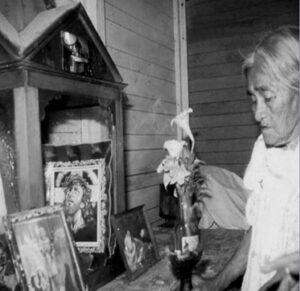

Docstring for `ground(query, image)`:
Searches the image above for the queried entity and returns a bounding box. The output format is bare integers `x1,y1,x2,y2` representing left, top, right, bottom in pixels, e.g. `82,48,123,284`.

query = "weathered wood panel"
124,110,175,135
106,0,173,36
106,21,173,70
189,74,244,92
126,172,162,192
189,12,298,41
191,112,255,128
105,0,175,223
187,0,297,26
106,3,173,50
119,68,175,102
192,100,253,116
187,0,298,176
124,95,176,115
125,149,165,176
124,135,169,151
194,125,260,141
109,47,175,83
195,138,256,153
127,185,160,210
190,87,246,105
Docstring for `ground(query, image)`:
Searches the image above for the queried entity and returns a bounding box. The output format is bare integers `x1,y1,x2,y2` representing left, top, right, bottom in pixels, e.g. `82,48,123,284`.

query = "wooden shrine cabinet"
0,1,126,288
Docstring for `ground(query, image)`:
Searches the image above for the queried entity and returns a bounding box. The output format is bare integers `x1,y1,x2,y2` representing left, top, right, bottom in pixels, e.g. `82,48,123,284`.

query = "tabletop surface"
98,227,245,291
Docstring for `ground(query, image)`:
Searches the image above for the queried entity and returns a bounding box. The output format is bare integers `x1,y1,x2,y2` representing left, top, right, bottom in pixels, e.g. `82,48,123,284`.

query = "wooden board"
109,47,175,83
120,68,175,102
127,185,160,210
125,135,167,151
105,0,176,224
124,110,175,135
106,0,173,35
106,3,173,50
187,0,298,26
106,22,174,71
194,125,259,140
194,138,256,153
189,87,247,105
191,112,255,128
126,172,162,192
125,149,165,176
192,100,253,116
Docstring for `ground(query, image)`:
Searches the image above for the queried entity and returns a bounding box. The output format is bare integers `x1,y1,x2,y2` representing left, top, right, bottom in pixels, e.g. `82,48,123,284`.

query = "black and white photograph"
45,159,107,253
0,1,298,290
4,206,86,291
111,205,160,280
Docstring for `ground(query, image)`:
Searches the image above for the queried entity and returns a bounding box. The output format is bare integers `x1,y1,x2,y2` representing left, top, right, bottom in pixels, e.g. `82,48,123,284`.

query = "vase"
174,184,200,254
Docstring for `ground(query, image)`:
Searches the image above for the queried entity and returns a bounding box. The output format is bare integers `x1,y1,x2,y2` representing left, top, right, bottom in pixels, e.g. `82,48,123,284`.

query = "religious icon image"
61,31,90,75
3,206,86,291
111,205,160,280
45,159,107,253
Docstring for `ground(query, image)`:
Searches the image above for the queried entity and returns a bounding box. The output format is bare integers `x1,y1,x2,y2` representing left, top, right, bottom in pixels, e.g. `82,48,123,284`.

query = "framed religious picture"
45,158,107,253
3,205,86,291
111,205,160,281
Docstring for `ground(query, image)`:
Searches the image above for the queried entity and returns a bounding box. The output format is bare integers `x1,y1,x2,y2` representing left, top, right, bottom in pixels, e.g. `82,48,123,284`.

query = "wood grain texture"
125,149,165,176
105,0,176,223
189,87,247,105
13,86,44,210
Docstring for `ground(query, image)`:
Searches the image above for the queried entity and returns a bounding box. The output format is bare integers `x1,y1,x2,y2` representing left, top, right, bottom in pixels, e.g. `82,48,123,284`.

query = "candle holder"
169,249,201,291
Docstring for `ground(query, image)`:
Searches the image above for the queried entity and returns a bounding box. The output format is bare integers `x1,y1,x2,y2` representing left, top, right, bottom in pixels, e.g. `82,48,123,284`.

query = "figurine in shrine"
62,32,89,74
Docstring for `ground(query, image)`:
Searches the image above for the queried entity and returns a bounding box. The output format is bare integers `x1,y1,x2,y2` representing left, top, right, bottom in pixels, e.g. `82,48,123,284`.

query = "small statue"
62,32,89,75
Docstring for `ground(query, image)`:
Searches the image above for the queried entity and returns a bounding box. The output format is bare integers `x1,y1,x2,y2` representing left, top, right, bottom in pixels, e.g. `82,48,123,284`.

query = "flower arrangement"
157,108,207,290
157,108,206,254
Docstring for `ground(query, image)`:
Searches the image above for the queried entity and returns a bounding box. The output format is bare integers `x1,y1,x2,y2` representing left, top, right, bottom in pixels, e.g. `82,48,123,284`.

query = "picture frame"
3,205,86,291
45,158,107,253
111,205,160,281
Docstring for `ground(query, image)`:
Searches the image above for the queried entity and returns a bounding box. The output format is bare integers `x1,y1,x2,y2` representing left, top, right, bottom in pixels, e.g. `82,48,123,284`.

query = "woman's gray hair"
243,26,299,93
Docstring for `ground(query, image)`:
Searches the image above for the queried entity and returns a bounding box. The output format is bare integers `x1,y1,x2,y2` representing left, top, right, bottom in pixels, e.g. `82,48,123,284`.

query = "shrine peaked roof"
0,1,123,83
0,2,79,57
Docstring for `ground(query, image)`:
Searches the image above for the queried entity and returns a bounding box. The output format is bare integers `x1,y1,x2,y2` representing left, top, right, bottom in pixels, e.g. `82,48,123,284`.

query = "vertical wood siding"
186,0,299,177
105,0,176,223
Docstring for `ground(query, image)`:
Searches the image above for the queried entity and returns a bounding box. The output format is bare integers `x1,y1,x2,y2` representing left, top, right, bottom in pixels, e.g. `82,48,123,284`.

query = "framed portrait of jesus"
44,141,112,253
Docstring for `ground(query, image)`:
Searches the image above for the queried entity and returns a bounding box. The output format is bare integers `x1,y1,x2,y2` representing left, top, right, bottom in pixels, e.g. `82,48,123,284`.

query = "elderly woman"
192,26,299,291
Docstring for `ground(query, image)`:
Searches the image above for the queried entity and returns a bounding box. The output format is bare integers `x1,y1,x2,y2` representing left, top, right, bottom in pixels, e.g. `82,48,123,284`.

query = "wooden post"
173,0,189,139
114,93,125,213
13,85,44,210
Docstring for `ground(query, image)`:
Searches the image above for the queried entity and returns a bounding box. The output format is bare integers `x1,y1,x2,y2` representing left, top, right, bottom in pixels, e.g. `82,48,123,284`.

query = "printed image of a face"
247,65,299,147
65,182,84,216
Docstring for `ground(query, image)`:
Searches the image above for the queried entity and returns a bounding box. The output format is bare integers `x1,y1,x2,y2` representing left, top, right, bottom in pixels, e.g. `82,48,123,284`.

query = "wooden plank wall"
186,0,299,177
103,0,176,224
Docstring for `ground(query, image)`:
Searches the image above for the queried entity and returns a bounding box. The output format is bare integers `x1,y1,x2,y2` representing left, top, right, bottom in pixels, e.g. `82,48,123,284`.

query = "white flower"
170,108,195,152
157,156,190,188
163,140,186,158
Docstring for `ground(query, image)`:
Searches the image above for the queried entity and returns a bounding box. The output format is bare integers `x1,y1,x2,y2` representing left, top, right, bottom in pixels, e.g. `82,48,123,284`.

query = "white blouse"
242,135,299,291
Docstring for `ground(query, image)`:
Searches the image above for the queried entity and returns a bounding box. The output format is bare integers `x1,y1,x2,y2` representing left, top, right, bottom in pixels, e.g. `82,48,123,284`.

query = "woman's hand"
259,252,299,291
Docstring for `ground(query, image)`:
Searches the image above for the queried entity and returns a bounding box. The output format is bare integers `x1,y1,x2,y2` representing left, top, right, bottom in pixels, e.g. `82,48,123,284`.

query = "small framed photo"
3,205,86,291
111,205,160,281
45,159,107,253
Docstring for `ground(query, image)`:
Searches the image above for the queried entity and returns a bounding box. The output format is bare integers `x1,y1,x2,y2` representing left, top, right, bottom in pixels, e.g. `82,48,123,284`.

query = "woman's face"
247,66,299,147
